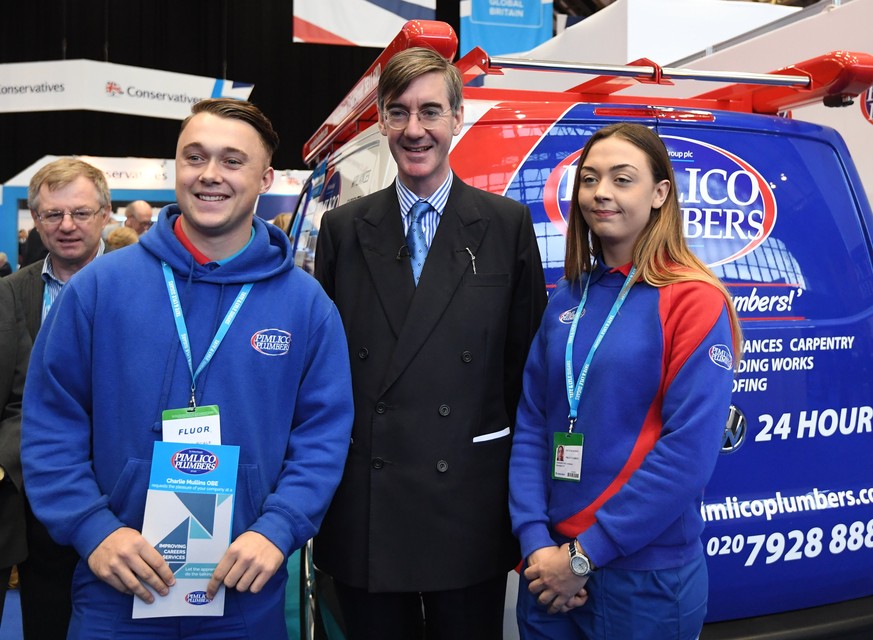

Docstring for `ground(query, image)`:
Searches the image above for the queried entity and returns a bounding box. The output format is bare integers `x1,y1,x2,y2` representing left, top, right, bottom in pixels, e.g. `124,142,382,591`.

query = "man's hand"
87,527,176,603
206,531,284,600
524,544,589,614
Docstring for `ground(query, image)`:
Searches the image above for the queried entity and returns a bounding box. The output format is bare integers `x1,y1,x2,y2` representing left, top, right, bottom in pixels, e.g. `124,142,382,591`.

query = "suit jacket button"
438,404,450,417
436,460,449,473
461,351,473,363
375,402,386,414
357,347,369,359
372,457,384,470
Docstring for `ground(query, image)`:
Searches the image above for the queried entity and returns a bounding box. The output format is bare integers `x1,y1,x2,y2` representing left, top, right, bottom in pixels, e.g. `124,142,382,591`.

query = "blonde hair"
106,226,139,252
271,212,292,234
564,123,742,359
28,157,111,213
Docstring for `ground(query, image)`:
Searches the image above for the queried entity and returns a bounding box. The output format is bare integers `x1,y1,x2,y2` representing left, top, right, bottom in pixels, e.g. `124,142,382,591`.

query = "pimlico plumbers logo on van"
171,448,219,475
542,135,777,268
250,328,291,356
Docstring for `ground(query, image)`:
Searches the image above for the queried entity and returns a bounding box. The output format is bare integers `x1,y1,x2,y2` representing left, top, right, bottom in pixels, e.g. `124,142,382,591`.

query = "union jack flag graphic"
105,81,123,96
294,0,435,47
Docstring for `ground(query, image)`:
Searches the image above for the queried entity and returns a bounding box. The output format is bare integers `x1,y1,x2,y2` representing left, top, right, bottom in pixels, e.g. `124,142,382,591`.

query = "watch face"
571,554,589,576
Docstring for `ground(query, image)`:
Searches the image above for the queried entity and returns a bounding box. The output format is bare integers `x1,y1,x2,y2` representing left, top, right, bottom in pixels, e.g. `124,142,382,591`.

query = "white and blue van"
288,21,873,639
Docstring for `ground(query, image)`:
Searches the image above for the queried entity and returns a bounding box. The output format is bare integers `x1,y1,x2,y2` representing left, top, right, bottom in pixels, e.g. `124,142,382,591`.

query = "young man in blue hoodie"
21,99,354,639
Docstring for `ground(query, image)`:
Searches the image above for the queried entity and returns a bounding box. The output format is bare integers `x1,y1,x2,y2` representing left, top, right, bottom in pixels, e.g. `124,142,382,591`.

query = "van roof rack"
303,20,873,165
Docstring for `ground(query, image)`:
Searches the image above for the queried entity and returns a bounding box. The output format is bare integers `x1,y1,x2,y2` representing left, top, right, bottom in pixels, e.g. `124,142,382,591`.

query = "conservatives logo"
185,591,210,606
105,81,123,96
541,134,777,268
251,328,291,356
171,448,218,475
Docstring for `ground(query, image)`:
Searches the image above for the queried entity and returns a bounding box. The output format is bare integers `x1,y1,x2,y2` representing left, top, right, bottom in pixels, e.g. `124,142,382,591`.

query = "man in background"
124,199,154,235
0,277,30,626
7,156,111,638
0,253,12,277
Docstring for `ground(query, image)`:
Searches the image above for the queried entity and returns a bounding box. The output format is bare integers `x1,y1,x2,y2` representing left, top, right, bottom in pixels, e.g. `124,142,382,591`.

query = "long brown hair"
564,122,742,359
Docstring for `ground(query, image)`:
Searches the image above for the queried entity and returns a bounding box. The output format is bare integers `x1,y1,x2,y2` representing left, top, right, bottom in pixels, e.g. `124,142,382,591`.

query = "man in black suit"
7,157,110,639
0,277,30,625
314,46,547,639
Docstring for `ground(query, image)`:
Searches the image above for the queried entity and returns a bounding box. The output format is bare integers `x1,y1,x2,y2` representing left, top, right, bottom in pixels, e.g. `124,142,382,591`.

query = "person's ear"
652,180,670,209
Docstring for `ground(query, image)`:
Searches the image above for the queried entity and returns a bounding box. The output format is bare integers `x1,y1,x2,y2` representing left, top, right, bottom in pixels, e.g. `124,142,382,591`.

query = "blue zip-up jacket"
509,262,735,570
21,205,353,563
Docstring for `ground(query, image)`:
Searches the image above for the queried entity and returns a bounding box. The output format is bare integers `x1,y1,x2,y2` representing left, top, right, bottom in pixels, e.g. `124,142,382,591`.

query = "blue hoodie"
21,205,353,563
510,262,735,570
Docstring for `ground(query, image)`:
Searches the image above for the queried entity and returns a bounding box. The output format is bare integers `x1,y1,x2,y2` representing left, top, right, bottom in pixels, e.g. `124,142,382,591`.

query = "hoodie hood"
140,204,294,284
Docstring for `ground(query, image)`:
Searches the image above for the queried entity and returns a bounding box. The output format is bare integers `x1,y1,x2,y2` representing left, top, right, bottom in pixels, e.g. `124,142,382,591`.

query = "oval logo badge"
171,448,218,475
559,307,578,324
669,135,777,267
709,344,734,371
185,591,210,605
251,328,291,356
540,134,777,268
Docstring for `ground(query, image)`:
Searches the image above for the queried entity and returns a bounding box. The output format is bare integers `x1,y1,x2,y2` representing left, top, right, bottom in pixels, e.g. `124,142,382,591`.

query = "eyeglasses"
383,107,453,130
37,208,102,227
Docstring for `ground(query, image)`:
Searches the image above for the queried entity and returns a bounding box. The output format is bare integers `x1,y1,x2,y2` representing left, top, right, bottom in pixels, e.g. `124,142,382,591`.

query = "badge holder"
553,431,584,482
162,405,221,445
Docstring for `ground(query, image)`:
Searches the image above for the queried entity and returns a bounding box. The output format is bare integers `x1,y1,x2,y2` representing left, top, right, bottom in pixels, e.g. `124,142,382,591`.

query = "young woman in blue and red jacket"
509,122,742,640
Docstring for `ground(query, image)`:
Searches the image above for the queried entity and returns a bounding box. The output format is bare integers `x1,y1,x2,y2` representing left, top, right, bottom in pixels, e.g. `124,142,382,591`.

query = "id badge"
162,405,221,445
552,432,583,482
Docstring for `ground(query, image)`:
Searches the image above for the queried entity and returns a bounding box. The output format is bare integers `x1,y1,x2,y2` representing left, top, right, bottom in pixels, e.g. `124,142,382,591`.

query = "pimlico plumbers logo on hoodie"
250,328,292,356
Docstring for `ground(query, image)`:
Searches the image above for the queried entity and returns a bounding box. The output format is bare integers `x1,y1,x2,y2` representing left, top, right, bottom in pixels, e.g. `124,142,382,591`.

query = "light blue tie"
406,200,430,286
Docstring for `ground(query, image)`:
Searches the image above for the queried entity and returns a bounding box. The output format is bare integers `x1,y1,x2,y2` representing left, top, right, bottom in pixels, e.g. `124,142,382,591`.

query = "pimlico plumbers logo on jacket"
250,328,292,356
559,307,579,324
709,344,734,370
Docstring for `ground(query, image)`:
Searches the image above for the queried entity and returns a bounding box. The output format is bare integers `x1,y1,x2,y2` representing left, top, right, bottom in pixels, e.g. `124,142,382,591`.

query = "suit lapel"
355,188,416,338
380,179,489,395
23,262,45,341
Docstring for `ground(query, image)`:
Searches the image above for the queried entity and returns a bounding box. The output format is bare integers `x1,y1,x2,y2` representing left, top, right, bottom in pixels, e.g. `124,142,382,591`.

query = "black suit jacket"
0,277,31,569
313,177,547,592
7,261,44,342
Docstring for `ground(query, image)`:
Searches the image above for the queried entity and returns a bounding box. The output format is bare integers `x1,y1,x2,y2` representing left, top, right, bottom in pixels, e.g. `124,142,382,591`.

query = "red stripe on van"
450,102,573,195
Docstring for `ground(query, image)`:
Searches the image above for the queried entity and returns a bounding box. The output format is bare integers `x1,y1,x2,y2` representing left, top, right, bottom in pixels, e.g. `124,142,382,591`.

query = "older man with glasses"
6,156,109,639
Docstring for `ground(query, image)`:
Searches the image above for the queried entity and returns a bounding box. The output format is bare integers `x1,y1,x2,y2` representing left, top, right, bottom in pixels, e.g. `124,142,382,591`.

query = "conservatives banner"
0,60,253,120
294,0,436,47
460,0,552,56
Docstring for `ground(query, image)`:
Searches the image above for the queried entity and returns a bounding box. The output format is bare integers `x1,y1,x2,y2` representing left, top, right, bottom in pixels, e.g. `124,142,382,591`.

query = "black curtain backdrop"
0,0,460,182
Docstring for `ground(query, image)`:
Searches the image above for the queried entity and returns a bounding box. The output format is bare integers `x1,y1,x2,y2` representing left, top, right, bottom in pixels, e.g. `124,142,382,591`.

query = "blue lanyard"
162,261,253,408
565,265,637,433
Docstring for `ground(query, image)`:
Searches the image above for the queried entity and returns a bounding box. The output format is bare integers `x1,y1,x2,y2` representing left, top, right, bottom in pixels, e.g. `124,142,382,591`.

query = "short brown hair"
377,47,463,113
181,98,280,161
28,157,111,213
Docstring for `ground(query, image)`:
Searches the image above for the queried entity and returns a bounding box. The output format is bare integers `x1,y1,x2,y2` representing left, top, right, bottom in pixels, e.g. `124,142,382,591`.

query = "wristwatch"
569,540,592,577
